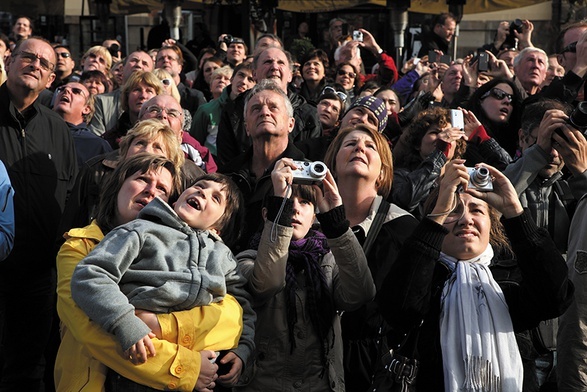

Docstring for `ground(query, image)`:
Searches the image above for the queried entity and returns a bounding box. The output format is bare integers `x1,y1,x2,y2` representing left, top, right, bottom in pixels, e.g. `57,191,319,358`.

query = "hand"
217,351,244,387
402,57,417,74
552,126,587,176
535,109,568,153
494,21,510,48
314,170,342,213
428,160,469,224
461,54,478,87
466,163,523,219
435,62,449,81
438,127,467,145
515,20,534,50
271,158,297,198
162,38,177,47
196,350,219,392
124,333,156,365
486,50,514,79
134,310,162,339
461,108,482,138
358,29,381,55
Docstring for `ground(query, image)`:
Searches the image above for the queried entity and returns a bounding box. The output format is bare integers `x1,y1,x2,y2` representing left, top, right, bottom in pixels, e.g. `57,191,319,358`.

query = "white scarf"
439,245,523,392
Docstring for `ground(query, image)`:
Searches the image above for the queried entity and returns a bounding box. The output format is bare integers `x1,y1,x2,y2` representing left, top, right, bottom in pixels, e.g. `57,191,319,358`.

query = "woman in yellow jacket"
54,154,247,392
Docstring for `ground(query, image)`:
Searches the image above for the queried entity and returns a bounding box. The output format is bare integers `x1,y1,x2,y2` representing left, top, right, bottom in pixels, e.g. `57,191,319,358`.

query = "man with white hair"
513,47,548,97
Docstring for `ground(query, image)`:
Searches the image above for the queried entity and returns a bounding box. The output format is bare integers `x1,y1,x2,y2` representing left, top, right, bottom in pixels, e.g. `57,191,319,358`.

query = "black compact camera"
223,35,233,45
107,44,120,58
556,101,587,141
504,19,523,49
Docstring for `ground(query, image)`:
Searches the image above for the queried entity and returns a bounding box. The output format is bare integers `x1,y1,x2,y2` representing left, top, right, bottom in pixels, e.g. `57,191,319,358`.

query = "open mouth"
499,107,510,116
187,197,201,210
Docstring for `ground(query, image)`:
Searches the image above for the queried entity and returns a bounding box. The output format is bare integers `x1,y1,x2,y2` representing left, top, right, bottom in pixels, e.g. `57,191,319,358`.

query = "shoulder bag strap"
363,199,391,255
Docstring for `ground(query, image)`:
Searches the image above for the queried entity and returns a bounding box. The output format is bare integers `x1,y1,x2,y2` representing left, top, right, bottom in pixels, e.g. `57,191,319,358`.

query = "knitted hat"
345,95,388,133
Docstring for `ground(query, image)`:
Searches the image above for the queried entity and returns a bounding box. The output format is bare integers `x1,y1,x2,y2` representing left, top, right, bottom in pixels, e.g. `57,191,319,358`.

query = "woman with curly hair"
391,107,467,219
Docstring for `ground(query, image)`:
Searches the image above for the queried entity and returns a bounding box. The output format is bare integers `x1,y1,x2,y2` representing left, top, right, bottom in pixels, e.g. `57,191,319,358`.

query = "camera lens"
471,167,490,187
310,162,327,178
569,102,587,130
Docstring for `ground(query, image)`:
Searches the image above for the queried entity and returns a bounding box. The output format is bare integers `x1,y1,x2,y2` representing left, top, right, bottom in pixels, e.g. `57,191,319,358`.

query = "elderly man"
0,37,77,390
139,94,217,172
53,82,112,166
513,47,548,97
220,79,306,253
155,45,207,116
89,50,154,136
542,21,587,104
216,45,320,168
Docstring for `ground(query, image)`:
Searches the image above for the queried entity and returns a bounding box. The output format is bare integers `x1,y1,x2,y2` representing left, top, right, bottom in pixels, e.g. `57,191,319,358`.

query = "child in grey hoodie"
71,173,255,389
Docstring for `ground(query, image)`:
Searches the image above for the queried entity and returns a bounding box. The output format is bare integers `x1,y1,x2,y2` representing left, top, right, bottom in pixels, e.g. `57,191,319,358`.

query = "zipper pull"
21,129,25,138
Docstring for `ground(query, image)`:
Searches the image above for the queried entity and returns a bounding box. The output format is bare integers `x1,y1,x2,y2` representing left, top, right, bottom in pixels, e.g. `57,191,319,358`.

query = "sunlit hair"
253,45,294,72
393,107,466,170
120,71,164,112
323,123,393,198
96,153,181,234
82,91,95,123
119,118,184,168
157,45,184,65
152,68,181,103
244,79,294,117
211,65,234,82
81,45,112,71
188,173,245,248
423,187,513,258
513,47,548,68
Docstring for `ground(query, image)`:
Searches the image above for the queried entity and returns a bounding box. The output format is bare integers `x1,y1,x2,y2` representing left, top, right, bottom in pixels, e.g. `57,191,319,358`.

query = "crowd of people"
0,8,586,392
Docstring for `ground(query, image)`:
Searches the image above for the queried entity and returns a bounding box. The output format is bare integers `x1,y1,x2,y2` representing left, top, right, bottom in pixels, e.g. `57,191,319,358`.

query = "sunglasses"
56,52,71,59
161,78,173,86
337,69,356,79
560,41,577,54
16,50,55,72
56,85,87,99
145,105,182,119
321,86,348,102
480,87,513,103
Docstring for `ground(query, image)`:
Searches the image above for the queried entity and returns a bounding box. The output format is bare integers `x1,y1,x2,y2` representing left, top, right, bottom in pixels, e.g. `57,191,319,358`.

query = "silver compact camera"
291,160,327,185
467,166,493,192
352,30,363,42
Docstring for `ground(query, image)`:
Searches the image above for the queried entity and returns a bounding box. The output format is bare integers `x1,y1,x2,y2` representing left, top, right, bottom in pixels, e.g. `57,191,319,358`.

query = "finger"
146,338,157,357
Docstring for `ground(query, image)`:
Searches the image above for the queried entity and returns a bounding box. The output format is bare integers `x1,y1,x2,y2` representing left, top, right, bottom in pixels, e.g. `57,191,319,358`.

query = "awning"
110,0,550,15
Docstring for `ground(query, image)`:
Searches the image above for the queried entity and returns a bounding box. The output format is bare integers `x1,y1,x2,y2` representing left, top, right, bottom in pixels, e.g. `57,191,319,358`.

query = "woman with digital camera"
376,160,573,391
235,157,375,391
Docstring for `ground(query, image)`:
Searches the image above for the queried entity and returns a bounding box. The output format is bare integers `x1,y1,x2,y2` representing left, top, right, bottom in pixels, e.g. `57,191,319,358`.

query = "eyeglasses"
56,85,87,99
145,105,182,119
560,41,577,54
321,86,347,102
56,52,71,59
16,50,55,72
161,78,173,86
337,69,356,79
480,87,513,103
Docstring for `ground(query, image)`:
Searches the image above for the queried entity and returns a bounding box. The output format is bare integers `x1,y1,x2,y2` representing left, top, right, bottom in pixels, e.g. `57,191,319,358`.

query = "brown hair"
323,123,393,198
120,71,164,112
96,153,181,234
188,173,245,248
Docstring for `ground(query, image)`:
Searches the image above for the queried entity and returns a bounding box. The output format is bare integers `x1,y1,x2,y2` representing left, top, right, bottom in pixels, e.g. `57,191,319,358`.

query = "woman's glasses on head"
321,86,348,102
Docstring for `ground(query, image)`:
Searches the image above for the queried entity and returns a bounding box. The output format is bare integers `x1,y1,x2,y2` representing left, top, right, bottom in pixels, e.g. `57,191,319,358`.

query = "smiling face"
116,167,173,225
227,43,247,65
334,130,382,187
302,57,325,83
441,193,491,260
480,83,514,123
376,89,400,115
174,180,228,233
13,17,32,40
7,38,56,95
335,64,356,91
